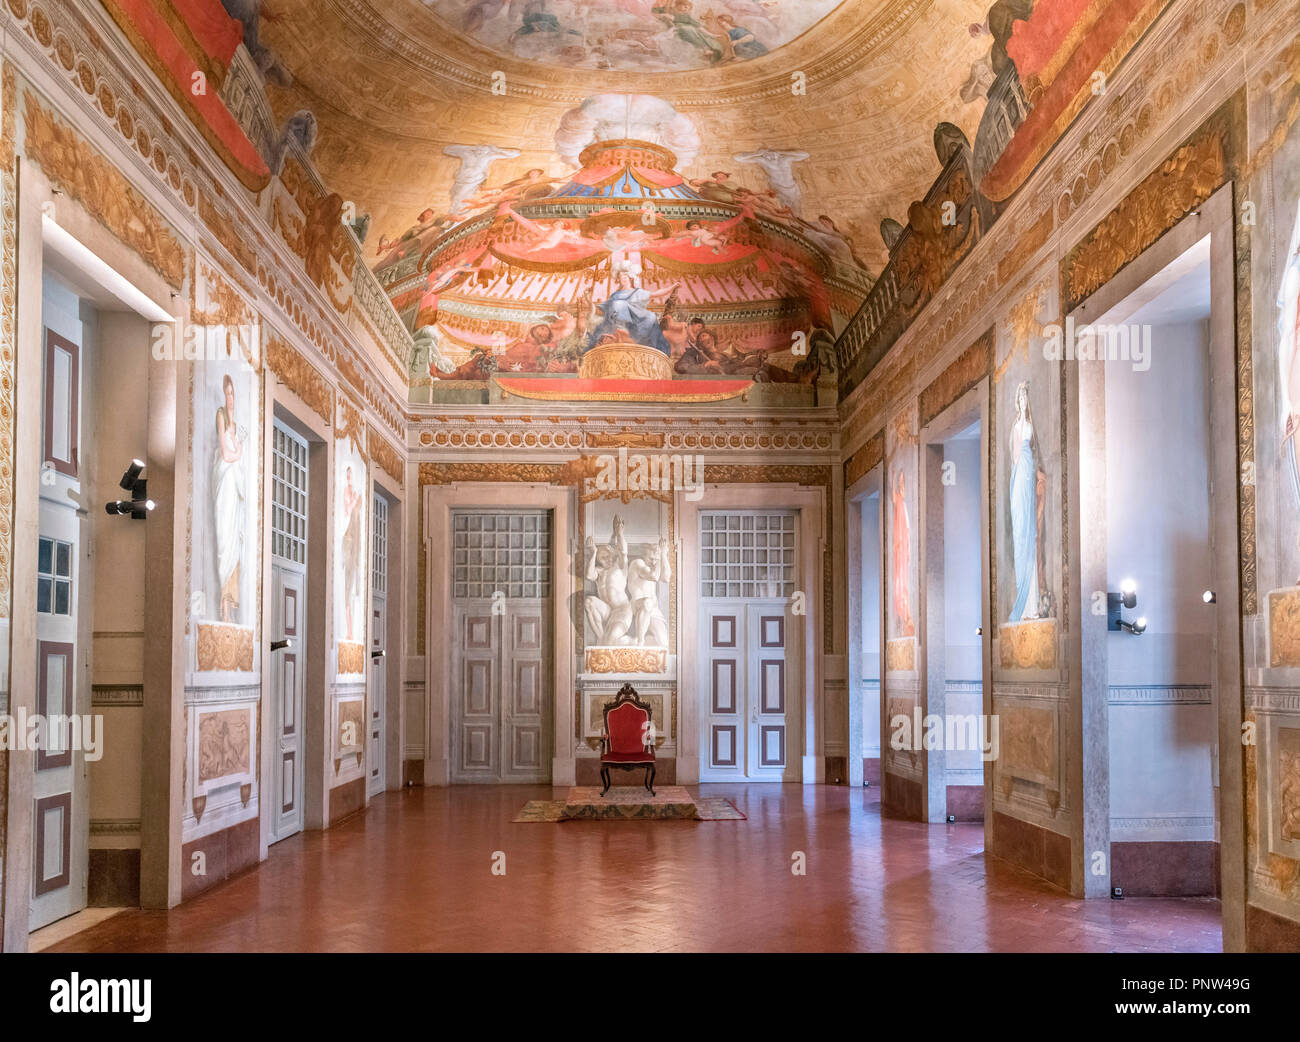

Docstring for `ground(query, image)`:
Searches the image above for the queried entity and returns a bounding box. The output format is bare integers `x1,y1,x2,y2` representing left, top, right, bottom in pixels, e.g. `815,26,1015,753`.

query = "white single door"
368,492,387,797
31,318,89,930
270,421,309,842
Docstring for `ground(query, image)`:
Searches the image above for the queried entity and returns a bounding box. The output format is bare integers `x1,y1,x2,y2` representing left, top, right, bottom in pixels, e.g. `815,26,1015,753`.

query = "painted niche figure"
341,464,363,642
1277,198,1300,579
1008,380,1045,621
212,373,246,624
891,468,915,637
586,270,679,356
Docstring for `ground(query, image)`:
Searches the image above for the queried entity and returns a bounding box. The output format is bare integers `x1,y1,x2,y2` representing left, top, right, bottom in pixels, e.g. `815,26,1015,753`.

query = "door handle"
371,648,385,660
270,638,293,652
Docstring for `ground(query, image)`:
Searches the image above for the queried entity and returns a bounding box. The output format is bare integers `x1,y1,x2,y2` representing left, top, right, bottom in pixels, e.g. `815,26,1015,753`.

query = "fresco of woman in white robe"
1008,380,1041,621
890,467,914,636
341,464,363,641
213,373,246,623
1278,199,1300,581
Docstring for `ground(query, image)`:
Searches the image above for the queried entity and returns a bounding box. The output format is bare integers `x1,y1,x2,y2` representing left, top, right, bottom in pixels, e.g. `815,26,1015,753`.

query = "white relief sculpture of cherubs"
627,538,671,647
584,515,634,645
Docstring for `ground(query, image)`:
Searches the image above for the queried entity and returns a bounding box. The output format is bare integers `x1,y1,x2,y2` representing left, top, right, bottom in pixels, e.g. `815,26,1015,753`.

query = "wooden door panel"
271,566,305,841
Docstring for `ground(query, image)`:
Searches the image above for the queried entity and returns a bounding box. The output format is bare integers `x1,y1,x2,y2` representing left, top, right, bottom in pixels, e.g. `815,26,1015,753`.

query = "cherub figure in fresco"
665,205,752,254
499,206,594,254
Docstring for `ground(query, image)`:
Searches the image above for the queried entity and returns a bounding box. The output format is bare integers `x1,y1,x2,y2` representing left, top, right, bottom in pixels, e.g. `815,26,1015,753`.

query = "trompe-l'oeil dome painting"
423,0,849,72
374,95,871,403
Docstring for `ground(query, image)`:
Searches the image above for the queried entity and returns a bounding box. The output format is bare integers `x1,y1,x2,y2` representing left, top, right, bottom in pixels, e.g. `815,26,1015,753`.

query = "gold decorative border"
844,430,884,489
265,332,333,427
368,424,404,488
336,392,367,460
918,327,992,429
22,90,187,287
0,62,15,619
1061,98,1237,311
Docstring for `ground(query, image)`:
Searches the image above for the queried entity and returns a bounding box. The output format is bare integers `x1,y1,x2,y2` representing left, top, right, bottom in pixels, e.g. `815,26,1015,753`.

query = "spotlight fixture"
1108,579,1144,633
1203,589,1217,604
107,458,150,520
270,638,294,652
104,498,155,519
119,458,144,491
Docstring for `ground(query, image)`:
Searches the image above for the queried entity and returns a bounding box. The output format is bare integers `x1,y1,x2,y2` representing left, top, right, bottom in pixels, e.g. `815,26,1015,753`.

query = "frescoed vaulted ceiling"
256,0,995,275
218,0,1170,397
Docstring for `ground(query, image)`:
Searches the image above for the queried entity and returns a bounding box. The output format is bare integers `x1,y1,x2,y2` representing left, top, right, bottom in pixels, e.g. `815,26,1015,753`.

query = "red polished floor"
45,785,1221,952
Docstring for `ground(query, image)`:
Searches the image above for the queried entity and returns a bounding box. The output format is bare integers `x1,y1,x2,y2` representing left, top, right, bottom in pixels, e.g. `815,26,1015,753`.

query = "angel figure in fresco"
1278,199,1300,580
341,465,363,641
461,168,560,214
585,515,635,646
1008,381,1046,621
653,1,726,63
212,374,246,624
704,13,767,60
891,468,915,637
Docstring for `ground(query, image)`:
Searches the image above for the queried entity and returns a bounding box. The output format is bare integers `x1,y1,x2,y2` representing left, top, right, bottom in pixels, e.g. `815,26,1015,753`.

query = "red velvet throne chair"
600,683,656,796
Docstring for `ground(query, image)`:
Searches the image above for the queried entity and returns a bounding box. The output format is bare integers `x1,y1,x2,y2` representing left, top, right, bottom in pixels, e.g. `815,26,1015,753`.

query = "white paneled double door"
450,601,552,783
700,603,800,781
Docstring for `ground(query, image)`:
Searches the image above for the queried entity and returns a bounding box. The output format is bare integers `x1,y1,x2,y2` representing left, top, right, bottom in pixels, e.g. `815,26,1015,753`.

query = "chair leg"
646,764,656,797
600,766,610,796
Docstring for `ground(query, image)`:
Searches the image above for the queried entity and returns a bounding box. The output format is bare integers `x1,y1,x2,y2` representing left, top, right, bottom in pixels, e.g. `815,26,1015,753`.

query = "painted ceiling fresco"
370,96,859,386
259,0,993,275
419,0,849,72
244,0,1169,399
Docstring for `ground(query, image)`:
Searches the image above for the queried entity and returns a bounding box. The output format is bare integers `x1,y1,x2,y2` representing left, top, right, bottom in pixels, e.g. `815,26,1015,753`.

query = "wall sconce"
1108,578,1144,634
270,638,293,652
105,458,152,519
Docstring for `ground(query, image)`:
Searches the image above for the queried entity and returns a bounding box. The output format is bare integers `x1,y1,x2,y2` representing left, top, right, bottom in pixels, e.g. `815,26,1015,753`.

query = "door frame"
1067,184,1241,935
846,464,885,790
259,395,331,855
918,383,992,826
678,483,826,785
423,483,574,786
5,158,185,948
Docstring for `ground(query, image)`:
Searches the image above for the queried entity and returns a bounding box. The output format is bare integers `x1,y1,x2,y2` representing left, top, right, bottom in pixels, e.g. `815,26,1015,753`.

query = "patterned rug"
512,788,747,822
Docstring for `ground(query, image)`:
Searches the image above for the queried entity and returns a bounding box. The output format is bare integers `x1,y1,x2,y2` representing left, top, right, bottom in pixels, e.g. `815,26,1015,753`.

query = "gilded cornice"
0,61,16,617
368,424,404,488
22,89,188,287
265,331,334,427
